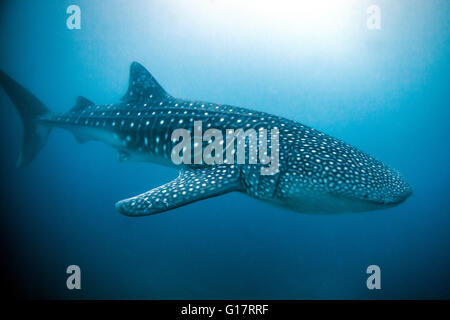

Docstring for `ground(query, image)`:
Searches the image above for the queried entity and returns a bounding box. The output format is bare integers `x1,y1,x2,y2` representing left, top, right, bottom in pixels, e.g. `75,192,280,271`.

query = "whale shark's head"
276,139,413,214
278,163,412,214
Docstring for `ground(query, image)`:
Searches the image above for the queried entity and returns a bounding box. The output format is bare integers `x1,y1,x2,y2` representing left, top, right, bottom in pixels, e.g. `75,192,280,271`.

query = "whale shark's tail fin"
0,70,51,167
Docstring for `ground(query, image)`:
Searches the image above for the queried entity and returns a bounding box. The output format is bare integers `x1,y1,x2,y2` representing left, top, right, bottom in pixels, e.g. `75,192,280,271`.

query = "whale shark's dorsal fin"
115,166,242,216
121,62,169,103
71,96,94,112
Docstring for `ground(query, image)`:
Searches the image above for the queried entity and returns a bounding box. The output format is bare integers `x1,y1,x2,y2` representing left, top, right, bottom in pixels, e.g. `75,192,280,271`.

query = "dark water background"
0,0,449,299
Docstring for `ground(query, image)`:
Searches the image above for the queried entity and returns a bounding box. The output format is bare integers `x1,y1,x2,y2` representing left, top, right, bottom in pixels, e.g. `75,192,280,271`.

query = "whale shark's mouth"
360,178,413,207
276,188,412,214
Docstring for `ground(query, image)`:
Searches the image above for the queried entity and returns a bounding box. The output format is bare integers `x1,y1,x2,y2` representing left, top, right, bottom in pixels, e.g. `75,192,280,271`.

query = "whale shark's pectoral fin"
115,166,242,217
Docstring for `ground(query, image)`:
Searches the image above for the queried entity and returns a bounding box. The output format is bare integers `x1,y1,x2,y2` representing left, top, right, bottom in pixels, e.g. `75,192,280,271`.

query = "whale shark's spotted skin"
0,62,412,216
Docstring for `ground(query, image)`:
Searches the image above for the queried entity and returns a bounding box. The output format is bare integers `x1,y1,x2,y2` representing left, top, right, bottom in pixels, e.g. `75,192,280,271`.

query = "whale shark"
0,62,412,216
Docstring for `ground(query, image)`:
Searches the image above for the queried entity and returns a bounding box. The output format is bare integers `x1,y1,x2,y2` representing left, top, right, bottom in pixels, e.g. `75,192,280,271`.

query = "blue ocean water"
0,0,449,299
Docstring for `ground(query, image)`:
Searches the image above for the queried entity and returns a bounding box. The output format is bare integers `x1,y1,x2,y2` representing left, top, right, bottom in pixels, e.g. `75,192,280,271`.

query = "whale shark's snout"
372,170,412,206
352,165,412,209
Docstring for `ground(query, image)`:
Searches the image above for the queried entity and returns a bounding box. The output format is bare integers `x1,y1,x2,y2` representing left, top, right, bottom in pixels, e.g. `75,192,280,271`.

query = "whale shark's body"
0,62,412,216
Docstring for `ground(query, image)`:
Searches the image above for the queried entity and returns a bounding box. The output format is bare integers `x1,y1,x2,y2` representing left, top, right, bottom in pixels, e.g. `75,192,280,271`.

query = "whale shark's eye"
363,193,369,199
